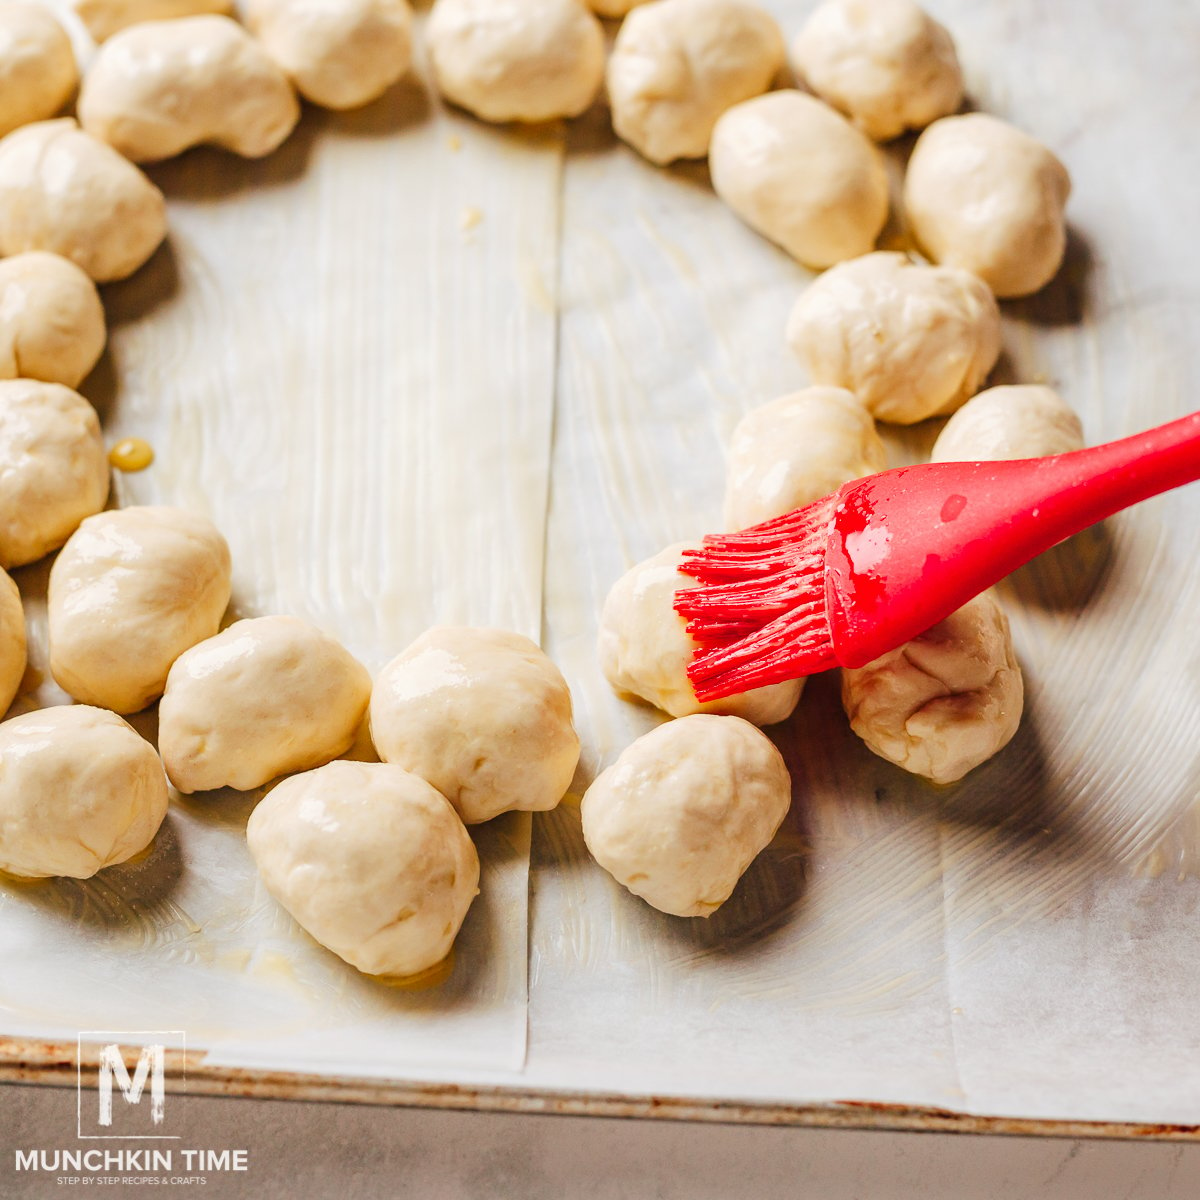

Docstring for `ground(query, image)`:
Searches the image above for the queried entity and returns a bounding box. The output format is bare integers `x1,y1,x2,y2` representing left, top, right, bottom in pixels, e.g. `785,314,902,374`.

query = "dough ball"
608,0,785,165
49,507,233,715
904,113,1071,298
0,252,106,389
370,626,580,825
247,760,479,977
792,0,962,142
931,384,1084,463
158,614,372,794
78,16,300,163
427,0,605,124
74,0,234,43
245,0,413,111
709,89,888,269
0,566,25,715
599,542,803,725
0,2,77,139
0,119,167,282
582,713,791,917
785,251,1001,424
0,379,109,569
724,386,885,529
0,704,168,879
841,590,1023,785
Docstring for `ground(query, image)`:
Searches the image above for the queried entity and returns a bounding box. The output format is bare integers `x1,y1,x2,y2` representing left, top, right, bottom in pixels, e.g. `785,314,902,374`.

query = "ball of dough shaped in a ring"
841,590,1023,785
49,507,233,715
74,0,234,43
0,252,106,389
0,119,167,282
904,113,1071,299
0,565,26,716
0,379,109,570
792,0,963,142
370,626,580,825
0,2,77,139
427,0,605,124
599,542,804,725
724,386,885,529
158,615,372,794
582,713,792,917
247,760,480,977
77,16,301,163
709,90,889,269
243,0,413,112
785,251,1001,425
931,384,1084,464
607,0,785,165
0,705,169,879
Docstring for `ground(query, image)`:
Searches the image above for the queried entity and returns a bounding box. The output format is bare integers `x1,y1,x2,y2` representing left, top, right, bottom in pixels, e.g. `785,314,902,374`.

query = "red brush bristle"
674,494,838,699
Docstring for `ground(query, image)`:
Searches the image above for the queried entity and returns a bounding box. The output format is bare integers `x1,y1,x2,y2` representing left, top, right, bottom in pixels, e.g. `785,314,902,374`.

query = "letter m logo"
77,1031,185,1139
98,1043,164,1126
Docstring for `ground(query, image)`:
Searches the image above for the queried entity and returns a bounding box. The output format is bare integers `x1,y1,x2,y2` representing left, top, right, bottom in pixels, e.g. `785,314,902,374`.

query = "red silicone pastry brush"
675,410,1200,700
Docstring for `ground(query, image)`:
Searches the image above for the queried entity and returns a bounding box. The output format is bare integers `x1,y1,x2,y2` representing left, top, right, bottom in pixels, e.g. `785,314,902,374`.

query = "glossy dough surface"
785,250,1002,424
0,118,167,282
724,386,885,528
0,1,77,139
792,0,962,141
427,0,605,123
709,89,889,268
581,713,792,917
0,379,109,569
599,541,803,725
370,626,580,825
247,760,480,976
904,112,1071,298
841,590,1024,785
158,614,372,793
608,0,785,164
931,384,1085,463
49,506,233,715
0,705,168,879
78,16,300,163
0,251,106,389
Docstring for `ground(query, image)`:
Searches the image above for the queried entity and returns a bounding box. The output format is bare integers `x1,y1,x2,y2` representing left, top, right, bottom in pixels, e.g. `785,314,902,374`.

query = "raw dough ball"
0,252,106,389
582,713,791,917
608,0,785,165
599,542,803,725
785,251,1001,425
841,590,1023,785
931,384,1085,463
74,0,233,43
158,615,372,794
427,0,605,124
724,386,885,529
0,379,109,569
0,119,166,282
792,0,962,142
0,705,168,879
247,760,479,977
244,0,413,111
78,16,300,162
904,113,1072,298
49,507,233,715
709,90,888,269
0,566,25,715
0,2,77,139
370,626,580,825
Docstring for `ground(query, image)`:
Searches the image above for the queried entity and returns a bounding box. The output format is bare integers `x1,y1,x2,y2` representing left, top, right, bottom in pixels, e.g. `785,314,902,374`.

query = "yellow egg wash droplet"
109,438,155,472
370,950,455,991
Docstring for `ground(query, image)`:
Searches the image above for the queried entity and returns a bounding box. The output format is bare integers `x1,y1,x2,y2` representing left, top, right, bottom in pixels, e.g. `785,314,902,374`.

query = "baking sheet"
5,0,1200,1124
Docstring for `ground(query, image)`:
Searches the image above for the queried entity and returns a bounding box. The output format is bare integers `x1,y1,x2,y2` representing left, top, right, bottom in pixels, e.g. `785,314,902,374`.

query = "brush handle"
826,410,1200,667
